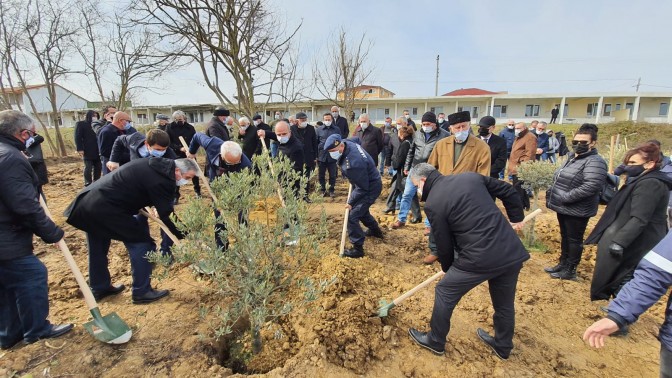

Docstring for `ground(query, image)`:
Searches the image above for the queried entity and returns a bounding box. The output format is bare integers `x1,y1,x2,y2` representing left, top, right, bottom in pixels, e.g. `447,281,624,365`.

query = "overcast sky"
59,0,672,106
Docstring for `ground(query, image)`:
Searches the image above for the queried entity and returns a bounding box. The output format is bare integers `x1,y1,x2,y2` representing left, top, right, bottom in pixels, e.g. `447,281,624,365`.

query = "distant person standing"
316,112,341,197
167,110,200,199
547,130,560,163
252,114,272,155
535,121,549,161
498,119,516,159
477,116,508,179
74,110,102,186
354,113,384,167
550,106,559,124
403,109,417,130
97,111,137,175
155,114,170,131
207,106,231,142
331,106,349,139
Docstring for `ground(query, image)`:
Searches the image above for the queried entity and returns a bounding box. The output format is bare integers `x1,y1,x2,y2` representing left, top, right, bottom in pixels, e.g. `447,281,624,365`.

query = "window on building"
660,103,669,116
137,113,148,123
603,104,612,116
586,103,599,117
412,107,418,115
525,104,540,117
384,108,389,115
493,105,507,117
615,103,622,111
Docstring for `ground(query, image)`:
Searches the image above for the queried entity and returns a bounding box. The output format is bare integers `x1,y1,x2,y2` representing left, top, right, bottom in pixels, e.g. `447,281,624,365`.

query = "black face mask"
478,127,490,137
177,121,184,126
572,143,590,155
623,164,646,177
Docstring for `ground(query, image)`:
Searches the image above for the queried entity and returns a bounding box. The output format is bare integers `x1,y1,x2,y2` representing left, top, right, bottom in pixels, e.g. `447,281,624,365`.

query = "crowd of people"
3,105,672,375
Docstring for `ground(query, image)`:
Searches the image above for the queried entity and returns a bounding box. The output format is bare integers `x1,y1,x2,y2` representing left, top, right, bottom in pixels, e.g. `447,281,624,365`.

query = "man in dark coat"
317,113,342,197
155,114,170,131
167,110,200,198
403,109,417,130
550,106,559,124
75,110,102,186
0,110,73,349
26,132,48,198
257,121,304,177
206,106,231,142
64,158,197,304
252,114,272,155
326,134,383,258
108,129,177,170
407,163,527,360
236,116,259,160
97,111,137,176
354,113,384,167
476,116,508,179
331,105,349,139
92,105,116,135
291,112,318,196
498,119,516,159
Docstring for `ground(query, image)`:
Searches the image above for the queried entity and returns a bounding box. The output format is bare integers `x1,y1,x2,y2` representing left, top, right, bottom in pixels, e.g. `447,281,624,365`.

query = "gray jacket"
404,127,450,171
546,149,607,218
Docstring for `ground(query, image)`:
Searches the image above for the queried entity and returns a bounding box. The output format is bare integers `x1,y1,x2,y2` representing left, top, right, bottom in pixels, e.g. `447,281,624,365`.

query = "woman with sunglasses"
585,142,672,301
545,124,607,280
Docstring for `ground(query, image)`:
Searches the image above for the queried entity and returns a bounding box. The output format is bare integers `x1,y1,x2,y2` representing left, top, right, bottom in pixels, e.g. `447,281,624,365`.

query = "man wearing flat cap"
291,112,318,196
155,114,170,132
325,134,383,258
477,116,508,179
207,106,231,142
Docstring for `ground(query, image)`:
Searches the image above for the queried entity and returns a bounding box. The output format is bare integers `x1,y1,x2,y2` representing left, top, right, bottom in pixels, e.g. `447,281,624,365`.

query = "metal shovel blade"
376,299,397,318
83,307,133,344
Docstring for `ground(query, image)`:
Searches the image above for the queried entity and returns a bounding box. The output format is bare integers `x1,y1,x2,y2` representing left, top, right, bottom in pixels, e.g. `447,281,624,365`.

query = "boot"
343,244,364,258
365,228,384,239
550,264,577,280
544,260,566,274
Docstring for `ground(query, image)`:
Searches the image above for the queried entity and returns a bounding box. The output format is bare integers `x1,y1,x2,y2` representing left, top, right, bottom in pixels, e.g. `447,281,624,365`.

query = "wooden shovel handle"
393,271,445,306
39,196,99,311
522,208,543,224
179,136,218,203
259,136,286,207
139,207,181,245
338,184,353,257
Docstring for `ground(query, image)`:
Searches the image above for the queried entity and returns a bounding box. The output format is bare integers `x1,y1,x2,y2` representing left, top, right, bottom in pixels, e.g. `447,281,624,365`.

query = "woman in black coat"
544,124,607,279
384,125,420,220
585,142,672,301
74,110,101,186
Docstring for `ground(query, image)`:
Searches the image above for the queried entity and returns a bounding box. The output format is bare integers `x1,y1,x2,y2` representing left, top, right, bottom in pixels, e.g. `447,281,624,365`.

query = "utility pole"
434,55,440,96
635,77,641,92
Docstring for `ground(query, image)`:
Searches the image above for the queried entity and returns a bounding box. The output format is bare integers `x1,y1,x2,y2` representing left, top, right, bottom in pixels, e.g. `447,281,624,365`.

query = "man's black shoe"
409,217,422,224
25,324,74,344
92,284,126,301
365,228,384,239
343,245,364,259
476,328,509,360
408,328,444,355
322,191,329,198
329,191,335,199
1,337,23,350
132,288,169,304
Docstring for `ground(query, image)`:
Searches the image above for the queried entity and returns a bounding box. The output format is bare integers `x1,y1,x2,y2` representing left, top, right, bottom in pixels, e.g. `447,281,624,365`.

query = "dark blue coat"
110,132,177,164
336,140,382,206
189,132,251,181
499,127,516,153
0,135,63,261
334,115,349,139
536,131,549,153
316,123,342,163
97,123,137,160
607,230,672,352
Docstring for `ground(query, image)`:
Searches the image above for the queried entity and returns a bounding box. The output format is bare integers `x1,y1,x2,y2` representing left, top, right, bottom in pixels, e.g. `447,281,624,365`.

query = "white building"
3,84,90,127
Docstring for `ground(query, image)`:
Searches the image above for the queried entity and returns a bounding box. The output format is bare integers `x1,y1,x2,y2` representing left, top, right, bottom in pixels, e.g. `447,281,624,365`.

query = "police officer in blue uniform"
325,134,383,258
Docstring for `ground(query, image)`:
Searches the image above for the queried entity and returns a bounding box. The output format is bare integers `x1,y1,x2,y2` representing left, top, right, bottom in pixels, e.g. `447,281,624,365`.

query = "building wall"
23,86,88,115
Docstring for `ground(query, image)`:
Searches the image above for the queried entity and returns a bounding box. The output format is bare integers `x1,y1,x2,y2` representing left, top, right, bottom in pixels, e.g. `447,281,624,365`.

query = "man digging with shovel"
407,163,528,360
325,134,384,258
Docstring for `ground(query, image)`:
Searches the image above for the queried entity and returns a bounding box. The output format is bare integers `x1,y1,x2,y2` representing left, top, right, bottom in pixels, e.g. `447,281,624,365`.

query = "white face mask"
324,121,332,126
507,125,514,130
176,178,189,186
254,120,261,126
275,114,280,119
404,115,410,119
240,125,248,131
360,122,368,130
421,126,433,133
299,121,308,128
514,129,522,137
329,150,342,160
278,136,290,144
438,117,445,123
331,112,339,118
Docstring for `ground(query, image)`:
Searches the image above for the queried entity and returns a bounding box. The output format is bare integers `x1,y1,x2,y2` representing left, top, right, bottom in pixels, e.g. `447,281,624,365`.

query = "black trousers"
83,158,101,186
428,263,523,356
304,164,315,195
511,175,530,210
318,161,337,193
557,213,589,266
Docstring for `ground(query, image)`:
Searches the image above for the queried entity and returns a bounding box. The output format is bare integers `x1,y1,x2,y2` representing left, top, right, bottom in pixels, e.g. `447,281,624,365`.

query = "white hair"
359,113,370,121
238,116,250,126
172,110,186,119
220,141,242,158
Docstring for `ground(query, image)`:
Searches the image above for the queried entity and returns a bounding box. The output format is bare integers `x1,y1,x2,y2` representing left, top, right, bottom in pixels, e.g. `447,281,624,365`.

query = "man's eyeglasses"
507,124,514,126
22,129,35,136
571,140,589,146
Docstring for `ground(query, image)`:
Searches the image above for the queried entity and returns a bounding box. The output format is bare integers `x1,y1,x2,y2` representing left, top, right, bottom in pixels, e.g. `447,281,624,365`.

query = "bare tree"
132,0,301,118
312,29,373,121
74,0,110,103
23,0,80,156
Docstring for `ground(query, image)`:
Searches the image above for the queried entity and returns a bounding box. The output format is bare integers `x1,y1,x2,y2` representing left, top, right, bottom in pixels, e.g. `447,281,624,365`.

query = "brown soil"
0,157,663,378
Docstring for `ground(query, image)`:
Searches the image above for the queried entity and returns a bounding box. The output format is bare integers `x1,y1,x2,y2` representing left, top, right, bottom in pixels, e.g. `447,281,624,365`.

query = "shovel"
179,136,218,203
39,197,132,344
338,184,353,257
376,208,544,318
139,207,181,245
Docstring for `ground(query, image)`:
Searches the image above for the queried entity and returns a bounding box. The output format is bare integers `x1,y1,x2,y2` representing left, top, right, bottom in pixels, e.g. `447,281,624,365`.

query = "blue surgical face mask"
454,130,469,142
176,178,189,186
25,136,35,148
124,121,133,130
150,148,166,157
278,136,290,144
329,150,342,160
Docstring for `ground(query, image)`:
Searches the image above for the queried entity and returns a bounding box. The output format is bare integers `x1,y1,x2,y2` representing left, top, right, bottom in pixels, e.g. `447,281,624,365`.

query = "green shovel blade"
377,299,396,318
83,307,133,344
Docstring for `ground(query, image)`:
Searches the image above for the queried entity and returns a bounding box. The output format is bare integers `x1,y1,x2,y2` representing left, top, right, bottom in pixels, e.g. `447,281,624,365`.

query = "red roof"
442,88,501,96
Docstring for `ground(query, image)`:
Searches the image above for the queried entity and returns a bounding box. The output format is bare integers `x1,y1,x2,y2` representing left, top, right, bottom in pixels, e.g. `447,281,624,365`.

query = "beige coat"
508,130,538,175
428,135,491,176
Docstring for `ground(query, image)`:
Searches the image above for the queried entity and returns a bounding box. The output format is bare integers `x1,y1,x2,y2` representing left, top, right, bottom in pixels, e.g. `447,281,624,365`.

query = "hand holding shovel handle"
338,184,353,257
259,136,286,207
140,207,181,245
179,136,218,203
